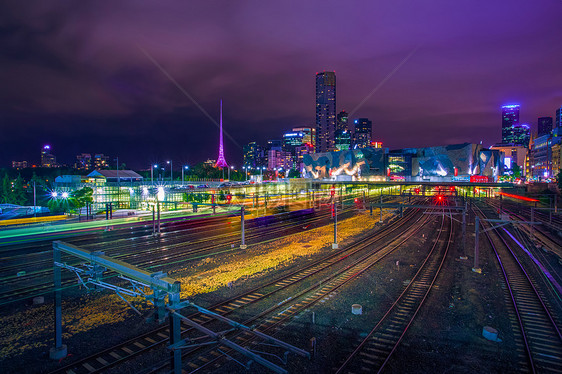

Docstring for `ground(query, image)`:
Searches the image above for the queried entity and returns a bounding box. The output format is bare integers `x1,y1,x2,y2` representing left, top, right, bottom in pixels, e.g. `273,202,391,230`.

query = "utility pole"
157,200,161,235
379,194,383,223
240,206,247,249
473,216,480,273
332,202,338,249
152,205,156,235
33,180,37,218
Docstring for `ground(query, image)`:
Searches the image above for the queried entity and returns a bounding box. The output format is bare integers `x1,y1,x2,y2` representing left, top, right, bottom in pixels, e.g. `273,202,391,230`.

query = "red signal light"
354,198,359,203
414,188,420,194
449,186,455,191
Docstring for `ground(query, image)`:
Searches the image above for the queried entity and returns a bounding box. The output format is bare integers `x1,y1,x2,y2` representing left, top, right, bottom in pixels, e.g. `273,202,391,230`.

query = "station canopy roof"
87,170,143,180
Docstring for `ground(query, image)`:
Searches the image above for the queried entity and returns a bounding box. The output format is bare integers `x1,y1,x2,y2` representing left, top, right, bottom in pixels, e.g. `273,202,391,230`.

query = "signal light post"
332,202,338,249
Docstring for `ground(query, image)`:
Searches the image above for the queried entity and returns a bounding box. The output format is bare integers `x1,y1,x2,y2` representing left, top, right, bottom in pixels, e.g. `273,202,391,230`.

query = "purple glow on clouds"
1,1,561,167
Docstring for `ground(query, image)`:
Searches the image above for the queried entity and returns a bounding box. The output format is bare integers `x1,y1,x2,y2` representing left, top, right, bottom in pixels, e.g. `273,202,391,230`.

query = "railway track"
150,209,437,374
475,204,562,373
48,207,425,374
0,207,345,304
334,213,453,373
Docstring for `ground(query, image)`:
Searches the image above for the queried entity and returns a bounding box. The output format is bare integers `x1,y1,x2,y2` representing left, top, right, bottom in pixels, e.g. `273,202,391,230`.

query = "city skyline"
1,1,561,169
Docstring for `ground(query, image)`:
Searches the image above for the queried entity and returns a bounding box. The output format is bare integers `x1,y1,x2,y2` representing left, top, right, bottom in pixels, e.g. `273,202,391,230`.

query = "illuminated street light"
151,164,158,185
167,160,173,182
157,187,165,201
228,165,234,181
61,192,69,199
51,191,58,198
182,165,189,185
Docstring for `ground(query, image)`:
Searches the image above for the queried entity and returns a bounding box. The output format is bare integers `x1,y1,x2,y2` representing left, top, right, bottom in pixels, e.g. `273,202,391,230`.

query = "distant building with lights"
501,104,520,144
292,126,315,150
75,153,92,170
93,154,109,169
267,149,293,170
243,142,265,168
490,144,527,177
334,129,351,151
11,161,28,169
315,71,336,152
41,145,57,168
556,106,562,128
353,118,372,148
336,110,349,133
528,127,562,180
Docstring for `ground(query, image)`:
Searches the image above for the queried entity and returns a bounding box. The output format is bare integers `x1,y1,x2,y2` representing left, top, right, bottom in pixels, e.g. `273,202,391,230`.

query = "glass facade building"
501,104,520,144
315,72,336,153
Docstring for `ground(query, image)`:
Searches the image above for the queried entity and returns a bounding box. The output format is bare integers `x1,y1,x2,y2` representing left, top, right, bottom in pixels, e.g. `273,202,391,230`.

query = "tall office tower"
41,145,56,168
501,104,520,144
538,117,553,137
513,123,531,147
557,107,562,128
315,71,336,152
243,142,264,168
336,110,349,133
353,118,372,148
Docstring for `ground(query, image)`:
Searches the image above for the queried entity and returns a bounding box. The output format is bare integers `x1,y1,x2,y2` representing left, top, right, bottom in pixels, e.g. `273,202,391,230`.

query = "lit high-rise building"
292,126,315,150
315,71,336,152
41,145,56,168
243,142,265,168
556,107,562,128
336,110,349,133
353,118,372,148
501,104,520,144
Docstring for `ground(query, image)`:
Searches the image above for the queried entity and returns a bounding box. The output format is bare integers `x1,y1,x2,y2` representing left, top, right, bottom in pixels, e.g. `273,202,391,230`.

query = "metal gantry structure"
50,241,309,373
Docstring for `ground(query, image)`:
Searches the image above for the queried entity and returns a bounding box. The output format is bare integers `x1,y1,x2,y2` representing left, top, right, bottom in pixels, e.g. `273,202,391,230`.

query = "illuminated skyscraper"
353,118,372,148
315,72,336,152
41,145,56,168
556,107,562,128
538,117,553,137
501,104,520,144
336,110,349,133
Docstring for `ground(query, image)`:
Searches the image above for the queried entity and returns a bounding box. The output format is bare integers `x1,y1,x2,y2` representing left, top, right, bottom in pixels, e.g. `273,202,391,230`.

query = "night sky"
1,1,561,169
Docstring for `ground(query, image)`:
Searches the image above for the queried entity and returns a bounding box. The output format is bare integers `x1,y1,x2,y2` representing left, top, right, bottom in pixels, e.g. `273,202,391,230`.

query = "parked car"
197,184,210,189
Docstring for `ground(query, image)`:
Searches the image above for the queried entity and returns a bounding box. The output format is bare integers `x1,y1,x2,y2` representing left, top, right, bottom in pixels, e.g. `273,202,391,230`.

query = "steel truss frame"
50,240,308,373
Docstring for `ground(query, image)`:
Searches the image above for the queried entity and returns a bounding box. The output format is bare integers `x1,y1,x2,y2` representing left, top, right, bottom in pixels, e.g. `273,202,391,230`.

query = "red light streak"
498,192,539,202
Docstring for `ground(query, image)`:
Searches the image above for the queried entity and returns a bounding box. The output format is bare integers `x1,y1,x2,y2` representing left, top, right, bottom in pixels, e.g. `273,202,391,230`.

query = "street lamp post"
167,160,173,182
228,166,234,181
182,166,189,185
151,164,158,185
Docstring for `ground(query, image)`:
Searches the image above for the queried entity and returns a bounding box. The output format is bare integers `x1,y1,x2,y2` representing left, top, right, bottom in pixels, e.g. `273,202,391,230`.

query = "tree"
11,175,27,205
0,173,12,204
288,168,301,178
70,187,94,217
512,164,521,179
